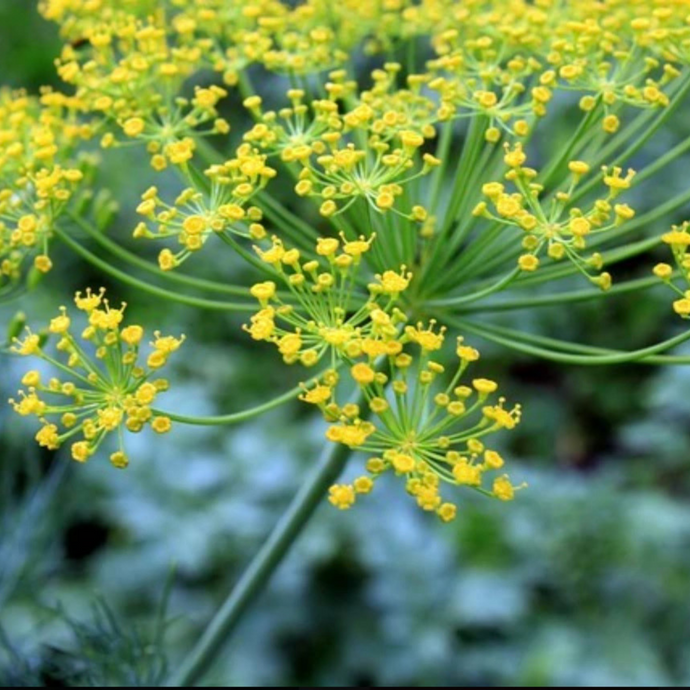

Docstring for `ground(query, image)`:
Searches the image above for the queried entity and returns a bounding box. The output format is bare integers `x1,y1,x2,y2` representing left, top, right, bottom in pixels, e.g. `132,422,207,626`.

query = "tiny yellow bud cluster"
245,234,412,367
52,12,230,165
0,89,93,286
40,0,686,165
9,288,183,468
134,144,276,269
242,74,435,222
302,322,524,521
475,147,636,290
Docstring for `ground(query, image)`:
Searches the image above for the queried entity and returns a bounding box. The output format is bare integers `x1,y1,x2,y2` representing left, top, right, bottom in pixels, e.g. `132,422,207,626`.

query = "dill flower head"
302,321,523,521
29,0,690,518
245,234,412,367
133,144,276,270
475,148,637,289
50,9,229,165
243,74,437,221
427,57,536,140
0,89,93,285
357,65,438,141
9,288,183,468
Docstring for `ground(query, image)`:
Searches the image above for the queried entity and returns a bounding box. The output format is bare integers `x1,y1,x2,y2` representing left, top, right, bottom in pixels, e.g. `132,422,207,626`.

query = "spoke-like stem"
444,273,663,313
55,228,255,312
449,315,690,364
540,101,601,189
451,316,690,365
427,267,520,308
156,371,331,426
67,211,253,297
165,439,352,687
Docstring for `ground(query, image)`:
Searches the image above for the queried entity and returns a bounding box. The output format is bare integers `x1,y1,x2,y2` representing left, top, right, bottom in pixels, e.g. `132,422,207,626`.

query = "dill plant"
2,0,690,684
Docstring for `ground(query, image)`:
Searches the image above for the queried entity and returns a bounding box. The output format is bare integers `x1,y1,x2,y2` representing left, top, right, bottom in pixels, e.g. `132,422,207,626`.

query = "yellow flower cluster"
0,89,93,285
426,55,536,140
40,0,159,27
348,64,438,142
9,288,183,468
40,0,690,157
245,234,411,367
41,0,409,82
474,146,636,289
243,76,438,220
134,144,276,270
424,2,683,136
655,223,690,318
300,321,523,521
52,10,229,165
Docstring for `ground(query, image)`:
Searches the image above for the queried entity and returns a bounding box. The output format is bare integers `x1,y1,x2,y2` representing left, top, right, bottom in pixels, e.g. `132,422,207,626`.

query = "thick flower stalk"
9,288,183,468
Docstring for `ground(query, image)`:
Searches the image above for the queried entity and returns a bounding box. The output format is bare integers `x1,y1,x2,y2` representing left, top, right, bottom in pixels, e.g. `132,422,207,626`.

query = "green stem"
451,316,690,365
445,274,662,313
67,211,253,297
420,116,487,287
450,316,690,365
165,440,352,687
55,228,254,312
633,135,690,186
539,100,601,189
427,267,520,308
156,372,329,426
428,121,454,211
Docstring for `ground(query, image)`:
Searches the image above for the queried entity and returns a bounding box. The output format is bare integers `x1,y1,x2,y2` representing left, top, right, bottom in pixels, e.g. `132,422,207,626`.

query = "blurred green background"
3,4,690,687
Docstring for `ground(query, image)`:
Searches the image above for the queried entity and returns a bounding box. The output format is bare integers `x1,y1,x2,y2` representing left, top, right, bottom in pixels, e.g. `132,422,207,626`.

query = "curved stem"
446,274,663,313
67,211,253,297
451,316,690,365
165,439,352,687
156,371,331,426
55,228,255,312
448,318,690,364
427,267,520,307
452,316,690,365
